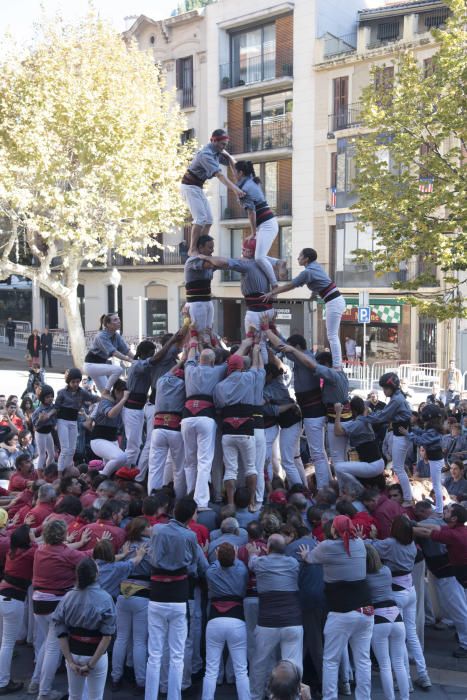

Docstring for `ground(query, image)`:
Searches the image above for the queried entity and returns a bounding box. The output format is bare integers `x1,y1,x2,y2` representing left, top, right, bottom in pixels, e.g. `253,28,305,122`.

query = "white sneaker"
27,682,39,695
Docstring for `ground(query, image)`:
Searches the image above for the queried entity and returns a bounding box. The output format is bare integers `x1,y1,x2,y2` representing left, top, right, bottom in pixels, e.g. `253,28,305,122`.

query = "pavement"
0,618,465,699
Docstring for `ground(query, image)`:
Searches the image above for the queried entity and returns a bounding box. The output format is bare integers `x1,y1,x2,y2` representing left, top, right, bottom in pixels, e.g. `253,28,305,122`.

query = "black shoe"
0,681,24,695
453,646,467,658
111,679,123,692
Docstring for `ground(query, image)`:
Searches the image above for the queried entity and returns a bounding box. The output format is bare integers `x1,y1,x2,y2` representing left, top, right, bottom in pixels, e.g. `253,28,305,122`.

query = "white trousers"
145,601,187,700
326,423,348,466
324,295,345,368
57,418,78,471
31,612,62,696
202,618,250,700
322,610,374,700
265,423,304,486
432,576,467,648
112,595,148,688
303,416,330,488
243,597,259,668
90,438,127,477
0,596,25,687
181,416,217,508
371,620,409,700
122,407,145,467
136,403,155,482
255,217,279,287
185,301,214,331
335,457,385,480
391,586,428,678
251,625,303,700
83,361,123,392
67,652,108,700
180,184,213,226
254,429,266,505
222,434,256,482
391,435,412,501
429,458,444,514
244,308,276,363
35,432,55,469
149,428,186,497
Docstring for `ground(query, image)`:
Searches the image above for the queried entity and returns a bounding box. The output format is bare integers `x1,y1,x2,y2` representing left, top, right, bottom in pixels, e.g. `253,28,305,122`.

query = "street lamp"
109,267,121,314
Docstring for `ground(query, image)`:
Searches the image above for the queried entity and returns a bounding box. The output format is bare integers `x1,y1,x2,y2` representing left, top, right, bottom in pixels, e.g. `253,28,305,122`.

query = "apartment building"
313,0,451,366
69,0,456,366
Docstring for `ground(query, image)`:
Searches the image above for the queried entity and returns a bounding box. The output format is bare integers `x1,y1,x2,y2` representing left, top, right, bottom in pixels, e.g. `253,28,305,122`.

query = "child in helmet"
55,369,99,472
399,404,445,514
363,372,413,505
31,386,57,470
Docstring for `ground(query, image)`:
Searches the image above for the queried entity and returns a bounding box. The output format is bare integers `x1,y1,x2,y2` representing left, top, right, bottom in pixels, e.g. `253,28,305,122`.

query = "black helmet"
66,368,82,383
421,404,443,422
39,385,54,402
379,372,400,390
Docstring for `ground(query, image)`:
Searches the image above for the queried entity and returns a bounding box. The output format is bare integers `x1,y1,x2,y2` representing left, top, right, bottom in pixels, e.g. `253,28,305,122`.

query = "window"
147,300,168,337
423,57,437,78
374,66,394,106
181,128,195,145
223,225,292,280
418,317,437,364
176,56,194,108
245,91,293,151
335,138,358,207
332,77,349,129
376,21,400,42
334,214,397,287
231,24,276,86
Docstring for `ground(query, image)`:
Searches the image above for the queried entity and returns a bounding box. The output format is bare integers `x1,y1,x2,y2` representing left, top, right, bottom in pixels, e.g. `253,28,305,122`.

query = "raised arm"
150,327,187,366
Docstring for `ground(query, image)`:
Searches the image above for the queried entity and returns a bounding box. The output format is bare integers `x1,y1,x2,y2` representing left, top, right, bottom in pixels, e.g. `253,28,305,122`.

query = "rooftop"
359,0,444,21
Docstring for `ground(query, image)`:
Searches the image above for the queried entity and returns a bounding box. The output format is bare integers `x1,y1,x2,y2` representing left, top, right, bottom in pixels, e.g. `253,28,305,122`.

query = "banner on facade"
323,304,401,324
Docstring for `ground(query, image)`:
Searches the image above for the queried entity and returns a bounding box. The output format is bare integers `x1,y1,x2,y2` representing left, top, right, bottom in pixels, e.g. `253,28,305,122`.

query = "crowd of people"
0,129,466,700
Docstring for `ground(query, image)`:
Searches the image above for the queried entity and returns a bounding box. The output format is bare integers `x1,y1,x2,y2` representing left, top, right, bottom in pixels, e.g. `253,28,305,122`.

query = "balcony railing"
177,87,194,109
229,119,293,154
110,244,188,267
323,32,357,59
328,102,363,134
220,191,292,220
417,8,450,33
219,50,293,90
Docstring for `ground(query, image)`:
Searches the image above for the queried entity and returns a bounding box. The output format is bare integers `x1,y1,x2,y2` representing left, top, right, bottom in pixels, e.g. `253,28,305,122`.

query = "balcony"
219,50,293,91
417,8,450,33
110,243,188,267
328,102,363,134
323,32,357,59
335,265,399,288
366,21,402,50
220,191,292,220
177,87,194,109
229,119,292,155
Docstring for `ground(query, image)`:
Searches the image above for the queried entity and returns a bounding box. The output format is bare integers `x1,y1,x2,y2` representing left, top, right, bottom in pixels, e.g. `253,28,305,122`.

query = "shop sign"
323,304,401,324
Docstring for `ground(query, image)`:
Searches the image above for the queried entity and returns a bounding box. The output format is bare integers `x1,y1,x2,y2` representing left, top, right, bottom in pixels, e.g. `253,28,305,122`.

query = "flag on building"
419,177,434,193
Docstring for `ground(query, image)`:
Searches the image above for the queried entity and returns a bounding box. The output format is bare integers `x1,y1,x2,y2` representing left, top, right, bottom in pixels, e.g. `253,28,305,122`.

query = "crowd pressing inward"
0,128,466,700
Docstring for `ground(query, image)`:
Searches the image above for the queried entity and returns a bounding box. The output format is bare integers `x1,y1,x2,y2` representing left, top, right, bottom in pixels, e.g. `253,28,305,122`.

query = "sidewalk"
0,342,72,373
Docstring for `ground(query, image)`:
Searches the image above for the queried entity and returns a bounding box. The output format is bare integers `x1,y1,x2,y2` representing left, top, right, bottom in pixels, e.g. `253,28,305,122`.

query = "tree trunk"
61,293,86,368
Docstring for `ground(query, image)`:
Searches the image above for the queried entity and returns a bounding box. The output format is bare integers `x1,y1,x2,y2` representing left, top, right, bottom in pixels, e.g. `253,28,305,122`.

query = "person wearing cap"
213,337,263,510
362,372,413,505
299,515,374,700
148,364,187,497
55,369,99,473
181,331,227,511
262,248,346,370
180,129,245,255
399,404,444,513
31,386,57,470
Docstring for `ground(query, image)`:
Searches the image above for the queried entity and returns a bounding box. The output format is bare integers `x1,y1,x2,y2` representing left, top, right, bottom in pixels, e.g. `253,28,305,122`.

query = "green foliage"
177,0,216,14
354,0,467,319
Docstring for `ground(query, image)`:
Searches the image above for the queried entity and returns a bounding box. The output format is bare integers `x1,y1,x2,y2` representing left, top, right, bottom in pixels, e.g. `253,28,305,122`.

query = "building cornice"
216,2,294,31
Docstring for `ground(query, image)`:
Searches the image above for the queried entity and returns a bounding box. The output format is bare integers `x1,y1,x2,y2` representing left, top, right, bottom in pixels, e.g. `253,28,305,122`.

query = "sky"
0,0,178,45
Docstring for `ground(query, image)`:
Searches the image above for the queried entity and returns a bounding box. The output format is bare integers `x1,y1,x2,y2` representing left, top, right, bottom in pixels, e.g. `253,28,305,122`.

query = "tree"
354,0,466,320
176,0,216,14
0,13,192,365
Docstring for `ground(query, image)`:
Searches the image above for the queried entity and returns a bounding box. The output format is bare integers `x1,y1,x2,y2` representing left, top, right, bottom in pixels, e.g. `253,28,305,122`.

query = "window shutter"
331,152,337,188
175,58,183,90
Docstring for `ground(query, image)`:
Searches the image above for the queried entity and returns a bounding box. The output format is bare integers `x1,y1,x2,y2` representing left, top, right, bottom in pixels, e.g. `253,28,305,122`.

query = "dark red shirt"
80,490,98,509
0,545,37,597
33,543,91,595
372,494,405,539
77,519,126,552
8,490,33,521
145,514,170,527
188,520,209,549
8,471,38,493
431,525,467,566
27,502,55,529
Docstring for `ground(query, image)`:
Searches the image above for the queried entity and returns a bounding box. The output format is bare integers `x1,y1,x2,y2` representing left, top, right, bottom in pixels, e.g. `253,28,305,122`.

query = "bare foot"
277,260,288,280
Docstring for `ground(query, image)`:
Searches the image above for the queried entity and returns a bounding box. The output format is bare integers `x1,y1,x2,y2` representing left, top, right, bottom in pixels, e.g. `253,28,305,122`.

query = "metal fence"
343,360,446,393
